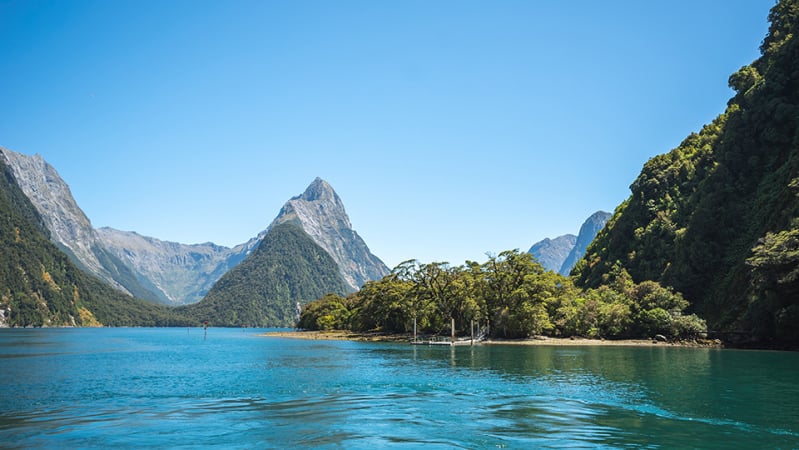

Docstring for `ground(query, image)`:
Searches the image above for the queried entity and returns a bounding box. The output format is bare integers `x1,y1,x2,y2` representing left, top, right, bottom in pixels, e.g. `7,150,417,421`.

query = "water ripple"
2,329,798,448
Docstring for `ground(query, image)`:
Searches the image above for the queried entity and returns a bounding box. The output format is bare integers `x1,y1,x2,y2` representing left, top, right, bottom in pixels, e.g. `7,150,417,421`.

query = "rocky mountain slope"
180,178,388,326
560,211,612,276
179,223,349,327
528,235,576,273
97,228,260,305
0,147,164,302
0,158,184,327
269,178,390,291
574,0,799,345
528,211,610,275
1,148,390,310
0,146,270,306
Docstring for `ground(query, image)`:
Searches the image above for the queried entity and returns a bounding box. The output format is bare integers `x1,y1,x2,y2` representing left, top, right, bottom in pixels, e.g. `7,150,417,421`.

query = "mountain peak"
275,177,351,231
297,177,338,203
584,211,612,228
270,178,389,291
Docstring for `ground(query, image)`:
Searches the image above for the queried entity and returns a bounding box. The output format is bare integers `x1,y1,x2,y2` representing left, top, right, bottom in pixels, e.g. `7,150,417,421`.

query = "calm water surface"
1,328,797,448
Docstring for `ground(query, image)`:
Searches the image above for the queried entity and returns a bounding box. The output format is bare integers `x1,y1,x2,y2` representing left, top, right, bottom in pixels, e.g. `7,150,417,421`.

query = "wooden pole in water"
451,317,455,344
471,319,474,345
413,316,417,343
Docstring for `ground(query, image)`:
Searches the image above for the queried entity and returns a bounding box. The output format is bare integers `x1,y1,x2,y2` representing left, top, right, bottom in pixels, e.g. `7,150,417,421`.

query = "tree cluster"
299,250,705,340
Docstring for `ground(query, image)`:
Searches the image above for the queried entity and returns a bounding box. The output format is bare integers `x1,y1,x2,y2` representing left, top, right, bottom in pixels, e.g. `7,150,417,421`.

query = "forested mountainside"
0,146,165,302
0,146,262,306
574,0,799,345
0,159,186,327
179,223,349,327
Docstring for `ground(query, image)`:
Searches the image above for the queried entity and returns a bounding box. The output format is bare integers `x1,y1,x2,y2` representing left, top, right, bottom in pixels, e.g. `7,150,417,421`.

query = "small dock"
411,332,487,346
411,338,479,346
409,319,487,346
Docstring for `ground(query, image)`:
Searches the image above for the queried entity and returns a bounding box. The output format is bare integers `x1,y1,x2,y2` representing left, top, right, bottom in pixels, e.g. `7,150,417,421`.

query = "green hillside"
574,0,799,345
179,223,348,327
0,159,186,327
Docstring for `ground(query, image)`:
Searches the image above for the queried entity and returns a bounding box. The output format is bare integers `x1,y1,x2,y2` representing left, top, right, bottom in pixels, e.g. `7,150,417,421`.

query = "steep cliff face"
96,228,258,305
0,147,161,301
559,211,611,276
270,178,390,291
0,158,182,327
528,211,610,275
528,235,576,272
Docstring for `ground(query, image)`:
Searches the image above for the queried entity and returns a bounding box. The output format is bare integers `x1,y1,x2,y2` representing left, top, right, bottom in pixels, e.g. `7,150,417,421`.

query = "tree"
747,221,799,341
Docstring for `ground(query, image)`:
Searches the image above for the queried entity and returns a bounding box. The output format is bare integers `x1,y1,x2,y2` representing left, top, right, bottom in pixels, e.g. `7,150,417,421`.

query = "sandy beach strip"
261,330,721,347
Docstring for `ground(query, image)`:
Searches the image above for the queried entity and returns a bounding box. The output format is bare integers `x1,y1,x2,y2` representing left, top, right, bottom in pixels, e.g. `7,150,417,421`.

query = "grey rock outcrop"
97,228,260,305
559,211,612,276
528,210,611,276
269,177,390,291
528,234,577,272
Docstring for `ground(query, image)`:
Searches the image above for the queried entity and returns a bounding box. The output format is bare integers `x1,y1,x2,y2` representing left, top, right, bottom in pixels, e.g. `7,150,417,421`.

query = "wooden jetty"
411,336,483,346
411,318,487,346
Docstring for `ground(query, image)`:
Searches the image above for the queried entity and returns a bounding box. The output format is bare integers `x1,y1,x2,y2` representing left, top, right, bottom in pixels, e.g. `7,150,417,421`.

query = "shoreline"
260,330,723,348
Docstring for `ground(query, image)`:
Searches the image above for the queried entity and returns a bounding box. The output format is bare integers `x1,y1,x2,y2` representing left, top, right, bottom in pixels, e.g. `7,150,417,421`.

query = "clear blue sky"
0,0,773,269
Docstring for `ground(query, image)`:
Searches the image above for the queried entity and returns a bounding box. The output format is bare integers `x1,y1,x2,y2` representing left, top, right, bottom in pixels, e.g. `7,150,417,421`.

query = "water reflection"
372,342,799,447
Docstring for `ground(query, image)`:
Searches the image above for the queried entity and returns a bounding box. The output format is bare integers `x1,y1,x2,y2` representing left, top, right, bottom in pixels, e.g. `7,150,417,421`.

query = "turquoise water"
1,328,798,448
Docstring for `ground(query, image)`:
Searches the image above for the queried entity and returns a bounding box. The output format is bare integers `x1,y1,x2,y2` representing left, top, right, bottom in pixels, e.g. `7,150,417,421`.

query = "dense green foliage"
573,0,799,345
180,223,348,327
299,250,705,340
0,160,186,327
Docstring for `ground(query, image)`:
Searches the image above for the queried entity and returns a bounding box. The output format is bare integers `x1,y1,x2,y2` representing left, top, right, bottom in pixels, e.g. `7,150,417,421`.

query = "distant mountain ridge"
528,235,576,273
560,211,612,275
529,211,610,275
96,228,259,305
